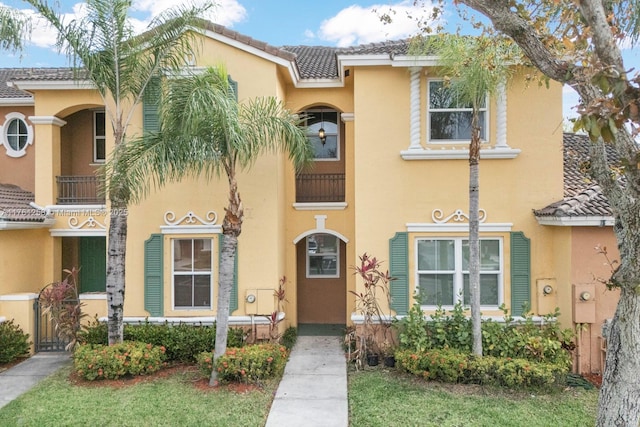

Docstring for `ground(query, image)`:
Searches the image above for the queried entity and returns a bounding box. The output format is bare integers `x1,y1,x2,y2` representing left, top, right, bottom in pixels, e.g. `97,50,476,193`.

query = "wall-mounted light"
580,291,592,301
318,110,326,146
543,285,553,295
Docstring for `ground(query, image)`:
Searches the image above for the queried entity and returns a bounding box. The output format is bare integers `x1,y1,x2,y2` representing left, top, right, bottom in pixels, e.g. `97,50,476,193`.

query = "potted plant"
350,253,395,368
380,342,396,368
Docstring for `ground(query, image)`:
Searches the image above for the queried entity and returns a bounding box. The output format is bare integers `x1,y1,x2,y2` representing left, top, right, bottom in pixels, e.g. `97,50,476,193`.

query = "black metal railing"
56,175,105,205
295,173,345,203
34,298,78,352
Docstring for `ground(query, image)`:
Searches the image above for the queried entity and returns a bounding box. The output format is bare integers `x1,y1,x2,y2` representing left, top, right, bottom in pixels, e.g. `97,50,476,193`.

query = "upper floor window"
2,112,33,158
428,80,487,143
416,237,502,308
305,108,339,160
307,233,339,278
94,111,106,163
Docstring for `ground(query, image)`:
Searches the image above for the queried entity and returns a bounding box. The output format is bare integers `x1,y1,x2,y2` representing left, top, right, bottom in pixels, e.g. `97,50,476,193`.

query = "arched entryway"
296,232,347,335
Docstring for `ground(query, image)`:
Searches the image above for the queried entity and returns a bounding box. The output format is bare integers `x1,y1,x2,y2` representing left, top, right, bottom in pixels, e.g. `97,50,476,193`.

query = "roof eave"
8,80,95,91
0,96,33,106
535,215,614,227
0,217,55,230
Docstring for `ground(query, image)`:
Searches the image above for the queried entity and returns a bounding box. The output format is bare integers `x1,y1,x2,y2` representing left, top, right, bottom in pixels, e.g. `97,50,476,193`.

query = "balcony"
295,173,345,203
56,176,105,205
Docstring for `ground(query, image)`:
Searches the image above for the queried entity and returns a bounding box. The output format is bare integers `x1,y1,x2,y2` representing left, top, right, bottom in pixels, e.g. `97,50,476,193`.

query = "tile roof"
534,133,615,218
0,184,49,222
0,23,415,92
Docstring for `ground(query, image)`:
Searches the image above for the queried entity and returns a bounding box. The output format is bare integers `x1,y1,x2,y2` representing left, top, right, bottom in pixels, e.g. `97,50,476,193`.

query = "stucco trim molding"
406,208,512,232
400,147,521,160
27,116,67,127
98,312,285,326
160,210,222,234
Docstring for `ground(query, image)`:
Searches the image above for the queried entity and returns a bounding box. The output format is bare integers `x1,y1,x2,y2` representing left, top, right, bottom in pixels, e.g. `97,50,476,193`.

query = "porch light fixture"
318,110,327,145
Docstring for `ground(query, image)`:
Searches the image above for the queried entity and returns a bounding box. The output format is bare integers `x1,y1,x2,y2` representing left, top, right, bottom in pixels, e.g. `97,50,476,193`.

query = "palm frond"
0,6,30,53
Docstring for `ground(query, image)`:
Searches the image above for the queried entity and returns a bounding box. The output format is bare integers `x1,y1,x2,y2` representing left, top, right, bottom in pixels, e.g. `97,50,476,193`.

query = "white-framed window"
172,238,212,309
306,233,339,278
94,110,106,163
305,108,339,160
1,112,33,158
428,80,487,143
416,237,502,308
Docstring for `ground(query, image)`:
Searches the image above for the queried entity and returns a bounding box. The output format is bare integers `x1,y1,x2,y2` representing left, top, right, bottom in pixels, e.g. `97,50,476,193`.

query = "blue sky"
2,0,638,120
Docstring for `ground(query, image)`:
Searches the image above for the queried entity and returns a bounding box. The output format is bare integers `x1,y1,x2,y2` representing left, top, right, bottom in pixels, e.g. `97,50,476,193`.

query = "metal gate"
33,297,78,352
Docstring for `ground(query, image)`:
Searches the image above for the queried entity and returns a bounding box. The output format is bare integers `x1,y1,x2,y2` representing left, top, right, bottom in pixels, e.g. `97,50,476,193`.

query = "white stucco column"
408,67,422,150
495,82,508,148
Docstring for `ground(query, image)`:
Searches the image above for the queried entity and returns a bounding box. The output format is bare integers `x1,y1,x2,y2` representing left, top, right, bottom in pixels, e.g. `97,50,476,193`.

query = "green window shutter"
219,237,238,313
227,75,238,101
143,77,161,133
510,231,531,317
144,234,164,317
389,232,409,315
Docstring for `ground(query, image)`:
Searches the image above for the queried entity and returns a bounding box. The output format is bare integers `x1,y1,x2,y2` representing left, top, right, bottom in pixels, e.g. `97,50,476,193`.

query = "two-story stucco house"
0,21,620,375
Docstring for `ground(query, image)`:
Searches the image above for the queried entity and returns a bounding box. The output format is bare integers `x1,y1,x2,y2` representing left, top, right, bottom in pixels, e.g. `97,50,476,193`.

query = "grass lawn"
348,369,598,427
0,363,599,426
0,365,277,427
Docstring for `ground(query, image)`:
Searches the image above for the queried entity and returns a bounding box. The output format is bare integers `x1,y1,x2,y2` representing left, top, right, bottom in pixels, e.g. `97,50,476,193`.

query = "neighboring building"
0,21,619,374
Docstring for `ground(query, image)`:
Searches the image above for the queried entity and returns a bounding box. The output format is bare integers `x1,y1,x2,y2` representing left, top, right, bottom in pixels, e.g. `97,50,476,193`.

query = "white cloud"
132,0,246,27
16,0,248,50
318,2,440,47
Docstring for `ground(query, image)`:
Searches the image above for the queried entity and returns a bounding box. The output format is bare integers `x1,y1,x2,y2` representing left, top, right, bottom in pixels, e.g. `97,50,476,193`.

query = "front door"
297,234,346,325
79,237,106,293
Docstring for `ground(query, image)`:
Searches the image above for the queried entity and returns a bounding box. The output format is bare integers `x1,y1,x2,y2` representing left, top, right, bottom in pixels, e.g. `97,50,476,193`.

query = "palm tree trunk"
210,165,243,386
469,113,482,357
106,202,127,345
210,232,238,386
597,287,640,426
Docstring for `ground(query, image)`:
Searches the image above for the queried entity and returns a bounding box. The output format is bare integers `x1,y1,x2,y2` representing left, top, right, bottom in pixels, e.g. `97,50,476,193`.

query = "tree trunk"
469,114,482,357
209,232,238,386
210,164,243,386
597,287,640,426
106,202,127,345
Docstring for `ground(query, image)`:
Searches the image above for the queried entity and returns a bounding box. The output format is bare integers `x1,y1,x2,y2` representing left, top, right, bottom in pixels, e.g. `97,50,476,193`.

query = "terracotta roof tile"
0,184,49,222
534,133,615,218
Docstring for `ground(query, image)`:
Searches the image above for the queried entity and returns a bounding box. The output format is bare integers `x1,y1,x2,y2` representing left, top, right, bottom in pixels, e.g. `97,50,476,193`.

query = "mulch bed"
67,364,260,394
582,373,602,388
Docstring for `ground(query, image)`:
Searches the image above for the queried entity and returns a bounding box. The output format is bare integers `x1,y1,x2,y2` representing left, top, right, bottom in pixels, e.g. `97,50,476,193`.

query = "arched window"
2,112,33,158
304,108,339,160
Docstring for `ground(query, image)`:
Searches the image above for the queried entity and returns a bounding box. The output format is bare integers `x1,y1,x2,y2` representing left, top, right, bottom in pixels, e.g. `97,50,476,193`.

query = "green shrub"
78,320,245,363
197,343,289,384
73,341,166,381
281,327,297,350
0,319,31,364
395,348,569,389
395,303,574,366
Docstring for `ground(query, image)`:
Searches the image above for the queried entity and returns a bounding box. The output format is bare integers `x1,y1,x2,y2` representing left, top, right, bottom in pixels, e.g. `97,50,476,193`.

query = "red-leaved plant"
39,267,86,351
349,253,395,366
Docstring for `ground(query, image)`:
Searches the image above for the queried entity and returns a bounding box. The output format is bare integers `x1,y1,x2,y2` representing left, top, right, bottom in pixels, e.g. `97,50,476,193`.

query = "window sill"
400,147,521,160
293,202,348,211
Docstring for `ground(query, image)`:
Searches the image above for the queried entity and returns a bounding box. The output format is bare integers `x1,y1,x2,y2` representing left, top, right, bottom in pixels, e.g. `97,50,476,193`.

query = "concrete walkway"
0,337,348,425
0,352,72,409
265,335,348,427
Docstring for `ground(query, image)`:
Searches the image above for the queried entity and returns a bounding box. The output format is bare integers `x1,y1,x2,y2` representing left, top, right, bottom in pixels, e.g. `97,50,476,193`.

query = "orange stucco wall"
0,106,35,192
571,226,620,374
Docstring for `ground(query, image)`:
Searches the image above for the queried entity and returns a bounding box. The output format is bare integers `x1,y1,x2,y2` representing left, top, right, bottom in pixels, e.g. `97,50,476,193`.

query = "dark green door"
79,237,106,293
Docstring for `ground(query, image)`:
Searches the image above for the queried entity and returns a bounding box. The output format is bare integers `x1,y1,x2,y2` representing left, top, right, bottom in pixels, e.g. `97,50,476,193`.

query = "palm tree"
119,66,314,385
24,0,213,344
0,6,29,53
412,34,519,356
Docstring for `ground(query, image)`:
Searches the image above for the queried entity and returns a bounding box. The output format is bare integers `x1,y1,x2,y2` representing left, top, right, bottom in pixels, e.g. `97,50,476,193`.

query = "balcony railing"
295,173,345,203
56,175,105,205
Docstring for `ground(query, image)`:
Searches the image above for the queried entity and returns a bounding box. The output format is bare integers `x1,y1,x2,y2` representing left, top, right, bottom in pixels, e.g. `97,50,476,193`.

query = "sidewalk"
265,335,348,427
0,353,72,410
